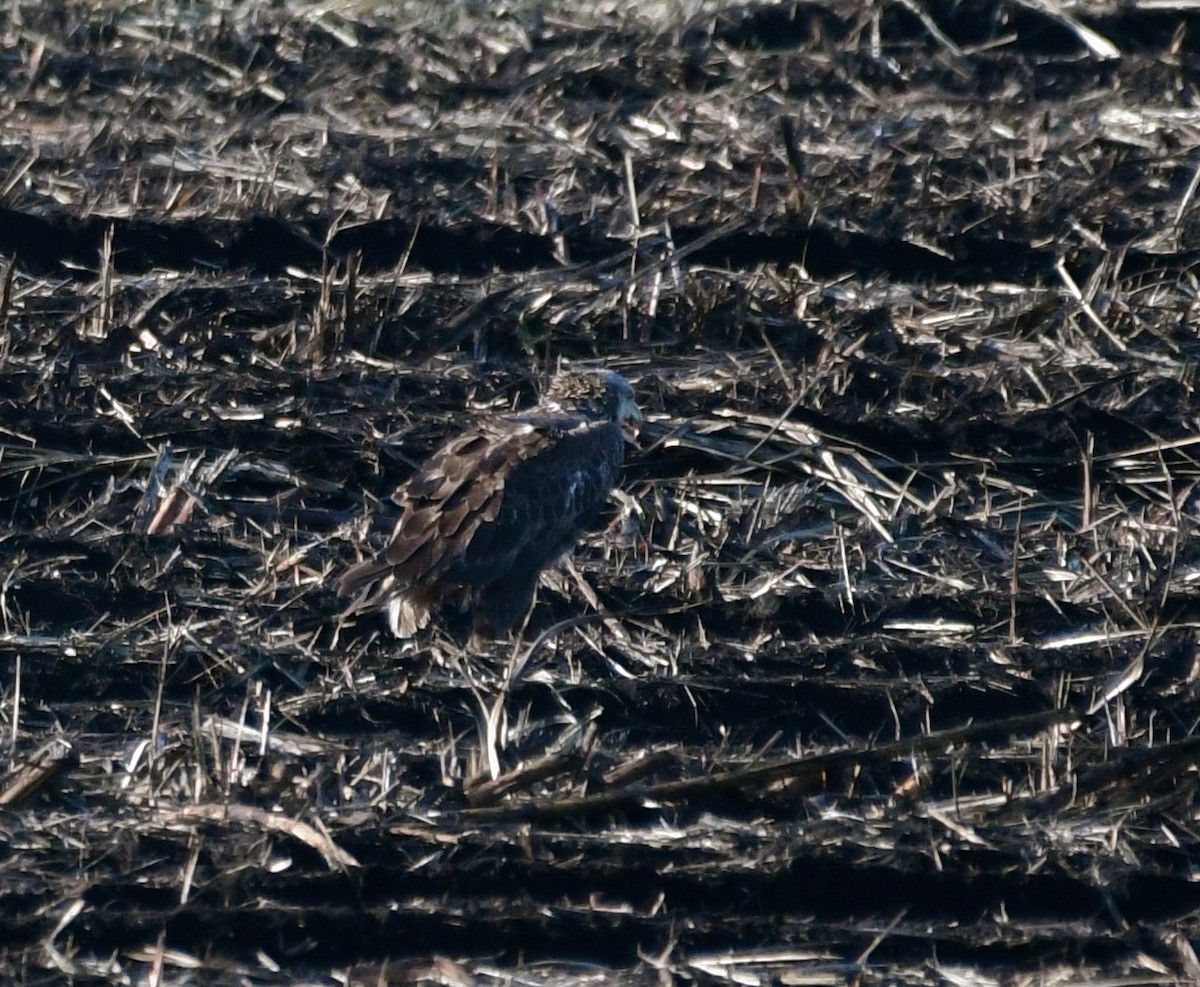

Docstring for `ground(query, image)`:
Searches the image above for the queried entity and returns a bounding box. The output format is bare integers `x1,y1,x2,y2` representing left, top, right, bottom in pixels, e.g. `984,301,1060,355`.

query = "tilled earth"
4,1,1200,984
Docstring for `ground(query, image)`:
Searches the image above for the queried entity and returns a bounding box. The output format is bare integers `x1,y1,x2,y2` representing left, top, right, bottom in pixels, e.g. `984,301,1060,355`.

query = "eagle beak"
620,402,643,444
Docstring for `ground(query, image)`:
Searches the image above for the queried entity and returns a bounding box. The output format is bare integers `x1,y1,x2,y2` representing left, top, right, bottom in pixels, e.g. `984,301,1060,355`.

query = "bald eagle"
338,369,642,638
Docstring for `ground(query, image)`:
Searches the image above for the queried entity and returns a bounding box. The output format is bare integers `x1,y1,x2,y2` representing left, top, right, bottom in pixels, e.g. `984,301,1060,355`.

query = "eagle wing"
338,411,625,635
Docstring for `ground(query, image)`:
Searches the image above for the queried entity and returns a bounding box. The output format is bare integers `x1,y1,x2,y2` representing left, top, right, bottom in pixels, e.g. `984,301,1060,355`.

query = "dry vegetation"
5,0,1200,984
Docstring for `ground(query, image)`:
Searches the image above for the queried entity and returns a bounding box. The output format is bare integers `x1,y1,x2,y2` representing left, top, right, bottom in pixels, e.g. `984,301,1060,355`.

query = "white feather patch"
388,596,430,638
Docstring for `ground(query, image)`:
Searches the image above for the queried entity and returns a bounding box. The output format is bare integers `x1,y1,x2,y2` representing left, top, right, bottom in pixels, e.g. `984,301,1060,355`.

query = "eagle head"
545,368,642,441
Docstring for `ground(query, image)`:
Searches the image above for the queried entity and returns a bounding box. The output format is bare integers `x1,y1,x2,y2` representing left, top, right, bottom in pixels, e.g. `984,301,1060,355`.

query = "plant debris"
4,0,1200,984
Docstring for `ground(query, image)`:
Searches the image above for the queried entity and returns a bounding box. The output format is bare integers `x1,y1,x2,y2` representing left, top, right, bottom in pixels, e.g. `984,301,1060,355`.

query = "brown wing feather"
380,421,555,588
338,410,626,637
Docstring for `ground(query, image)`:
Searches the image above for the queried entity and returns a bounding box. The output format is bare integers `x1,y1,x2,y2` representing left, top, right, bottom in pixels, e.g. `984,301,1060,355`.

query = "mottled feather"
338,369,641,638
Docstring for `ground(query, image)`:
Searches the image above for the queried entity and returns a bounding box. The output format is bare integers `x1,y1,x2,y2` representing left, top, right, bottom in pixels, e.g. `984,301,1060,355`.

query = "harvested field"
5,0,1200,983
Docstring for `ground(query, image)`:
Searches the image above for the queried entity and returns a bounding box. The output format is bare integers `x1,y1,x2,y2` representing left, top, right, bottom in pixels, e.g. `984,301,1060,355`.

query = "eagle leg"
472,570,541,639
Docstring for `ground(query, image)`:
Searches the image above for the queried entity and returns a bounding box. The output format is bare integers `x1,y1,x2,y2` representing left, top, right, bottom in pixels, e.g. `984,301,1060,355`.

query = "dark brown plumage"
338,369,642,638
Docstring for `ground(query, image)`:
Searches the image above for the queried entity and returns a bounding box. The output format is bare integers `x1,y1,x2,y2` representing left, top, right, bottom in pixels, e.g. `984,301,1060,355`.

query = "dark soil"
4,1,1200,984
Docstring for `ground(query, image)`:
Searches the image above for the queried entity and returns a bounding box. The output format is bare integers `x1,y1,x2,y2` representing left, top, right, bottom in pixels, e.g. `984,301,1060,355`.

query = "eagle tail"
387,584,441,638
